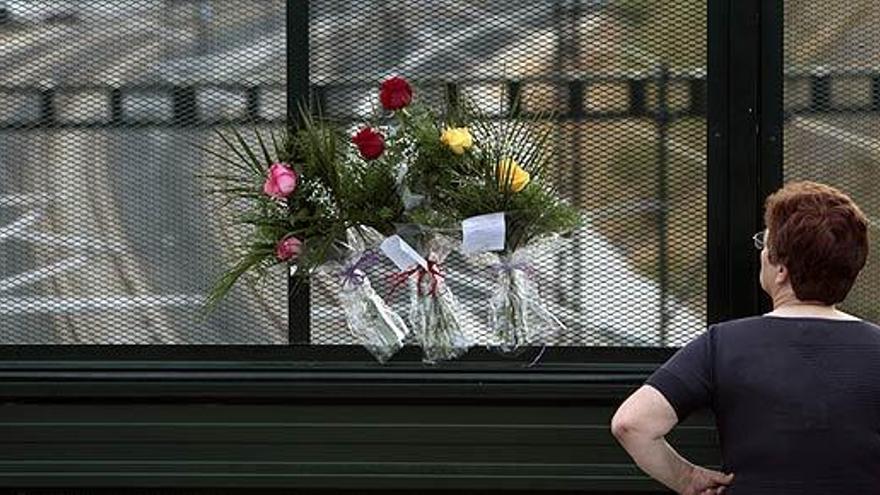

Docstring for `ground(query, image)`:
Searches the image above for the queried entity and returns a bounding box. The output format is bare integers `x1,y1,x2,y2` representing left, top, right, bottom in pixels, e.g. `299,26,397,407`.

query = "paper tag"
461,212,506,254
380,235,428,271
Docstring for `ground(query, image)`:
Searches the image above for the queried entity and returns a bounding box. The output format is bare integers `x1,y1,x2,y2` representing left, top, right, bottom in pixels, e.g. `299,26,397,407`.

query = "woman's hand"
679,465,735,495
611,386,733,495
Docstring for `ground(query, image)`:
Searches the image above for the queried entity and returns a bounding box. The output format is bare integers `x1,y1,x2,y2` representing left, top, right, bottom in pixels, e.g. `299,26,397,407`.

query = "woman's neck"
766,302,859,320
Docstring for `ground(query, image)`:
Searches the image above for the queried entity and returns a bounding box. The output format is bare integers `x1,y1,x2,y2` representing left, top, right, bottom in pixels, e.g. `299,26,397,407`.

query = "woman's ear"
775,263,789,286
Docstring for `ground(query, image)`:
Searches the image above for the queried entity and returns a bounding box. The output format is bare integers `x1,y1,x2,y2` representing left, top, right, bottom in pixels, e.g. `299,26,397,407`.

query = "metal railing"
4,70,880,130
3,69,879,343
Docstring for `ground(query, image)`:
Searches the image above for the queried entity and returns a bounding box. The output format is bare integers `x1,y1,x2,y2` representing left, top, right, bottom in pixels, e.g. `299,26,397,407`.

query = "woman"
611,181,877,494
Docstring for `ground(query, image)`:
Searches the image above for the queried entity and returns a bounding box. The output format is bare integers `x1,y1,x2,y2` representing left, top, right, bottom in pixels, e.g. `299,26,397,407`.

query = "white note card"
380,235,428,270
461,212,506,254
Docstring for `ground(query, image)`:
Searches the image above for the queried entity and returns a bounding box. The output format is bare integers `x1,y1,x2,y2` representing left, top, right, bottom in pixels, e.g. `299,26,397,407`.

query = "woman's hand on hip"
680,465,734,495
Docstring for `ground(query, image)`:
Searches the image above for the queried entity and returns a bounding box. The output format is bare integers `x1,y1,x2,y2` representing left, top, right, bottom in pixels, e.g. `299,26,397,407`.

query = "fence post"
656,65,670,345
629,78,647,117
287,0,311,344
39,88,56,128
172,85,197,126
567,80,585,120
110,87,124,126
688,76,707,116
871,75,880,112
506,80,522,117
445,82,460,114
245,86,260,122
809,71,831,113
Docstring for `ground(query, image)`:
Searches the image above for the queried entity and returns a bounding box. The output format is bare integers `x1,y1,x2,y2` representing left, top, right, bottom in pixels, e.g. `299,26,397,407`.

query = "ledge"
0,346,672,402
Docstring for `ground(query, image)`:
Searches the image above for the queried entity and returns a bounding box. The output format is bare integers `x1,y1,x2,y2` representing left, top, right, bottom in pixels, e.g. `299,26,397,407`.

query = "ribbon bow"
338,251,381,287
387,260,444,301
491,260,535,278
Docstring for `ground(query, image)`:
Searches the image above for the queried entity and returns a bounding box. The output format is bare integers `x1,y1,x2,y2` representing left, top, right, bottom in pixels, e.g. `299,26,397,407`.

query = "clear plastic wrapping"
389,233,471,363
320,227,411,363
473,235,566,352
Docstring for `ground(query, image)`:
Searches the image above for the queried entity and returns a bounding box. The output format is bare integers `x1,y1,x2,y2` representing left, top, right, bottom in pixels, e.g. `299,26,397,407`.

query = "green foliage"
204,82,584,312
338,155,404,235
201,101,407,312
396,95,582,251
450,175,582,251
397,104,462,212
198,127,290,314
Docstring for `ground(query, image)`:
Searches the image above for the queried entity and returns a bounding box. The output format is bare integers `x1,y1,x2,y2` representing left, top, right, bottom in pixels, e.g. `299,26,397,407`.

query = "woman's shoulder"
711,316,771,332
711,314,880,338
715,314,874,326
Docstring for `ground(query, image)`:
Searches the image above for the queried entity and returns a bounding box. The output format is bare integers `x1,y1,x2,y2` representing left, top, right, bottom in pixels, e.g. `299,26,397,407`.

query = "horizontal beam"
1,70,877,130
0,357,664,401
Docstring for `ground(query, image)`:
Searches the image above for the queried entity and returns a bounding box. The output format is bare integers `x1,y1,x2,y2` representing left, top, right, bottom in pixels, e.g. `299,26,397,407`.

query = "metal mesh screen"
784,0,880,324
0,1,287,344
308,0,708,347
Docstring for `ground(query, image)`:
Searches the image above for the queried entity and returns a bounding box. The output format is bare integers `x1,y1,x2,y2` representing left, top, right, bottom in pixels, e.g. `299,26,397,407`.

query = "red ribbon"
386,260,444,301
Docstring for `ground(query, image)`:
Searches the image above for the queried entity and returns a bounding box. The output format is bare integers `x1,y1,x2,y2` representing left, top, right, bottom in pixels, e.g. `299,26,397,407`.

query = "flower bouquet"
316,226,409,363
394,94,582,352
374,79,475,363
201,103,411,361
381,227,471,363
204,73,582,361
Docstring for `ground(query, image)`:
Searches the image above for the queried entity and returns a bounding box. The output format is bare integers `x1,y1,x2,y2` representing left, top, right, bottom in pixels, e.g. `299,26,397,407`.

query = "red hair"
764,181,869,304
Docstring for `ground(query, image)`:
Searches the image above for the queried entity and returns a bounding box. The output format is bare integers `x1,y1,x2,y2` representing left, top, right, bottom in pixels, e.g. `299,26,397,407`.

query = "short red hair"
764,181,869,305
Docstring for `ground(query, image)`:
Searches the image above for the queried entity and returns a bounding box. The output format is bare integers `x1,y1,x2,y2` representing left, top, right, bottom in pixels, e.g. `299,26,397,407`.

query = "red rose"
352,127,385,160
379,76,413,111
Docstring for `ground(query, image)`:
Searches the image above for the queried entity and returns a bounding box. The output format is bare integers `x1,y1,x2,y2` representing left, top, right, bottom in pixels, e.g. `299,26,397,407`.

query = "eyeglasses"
753,230,765,250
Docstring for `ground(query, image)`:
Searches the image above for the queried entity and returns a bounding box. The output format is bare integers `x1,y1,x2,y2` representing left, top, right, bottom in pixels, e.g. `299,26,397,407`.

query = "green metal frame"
0,0,784,491
0,0,784,412
0,0,784,418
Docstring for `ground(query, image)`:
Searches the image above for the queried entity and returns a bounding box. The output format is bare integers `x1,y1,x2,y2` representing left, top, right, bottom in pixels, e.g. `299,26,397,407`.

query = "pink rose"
275,236,303,262
352,127,385,160
263,162,298,199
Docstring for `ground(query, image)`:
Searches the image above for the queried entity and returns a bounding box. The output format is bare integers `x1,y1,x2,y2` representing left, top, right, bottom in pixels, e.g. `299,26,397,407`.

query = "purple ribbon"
339,251,380,287
491,260,535,278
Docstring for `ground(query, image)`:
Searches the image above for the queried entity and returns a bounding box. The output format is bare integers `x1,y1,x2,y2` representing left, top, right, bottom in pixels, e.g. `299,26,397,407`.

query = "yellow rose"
440,127,473,155
496,158,530,193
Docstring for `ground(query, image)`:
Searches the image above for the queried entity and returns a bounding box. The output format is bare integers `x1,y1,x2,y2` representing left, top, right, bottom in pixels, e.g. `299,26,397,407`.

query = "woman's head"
760,181,869,305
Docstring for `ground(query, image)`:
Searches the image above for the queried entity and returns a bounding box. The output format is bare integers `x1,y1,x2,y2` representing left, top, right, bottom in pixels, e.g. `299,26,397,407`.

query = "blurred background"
0,0,875,347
